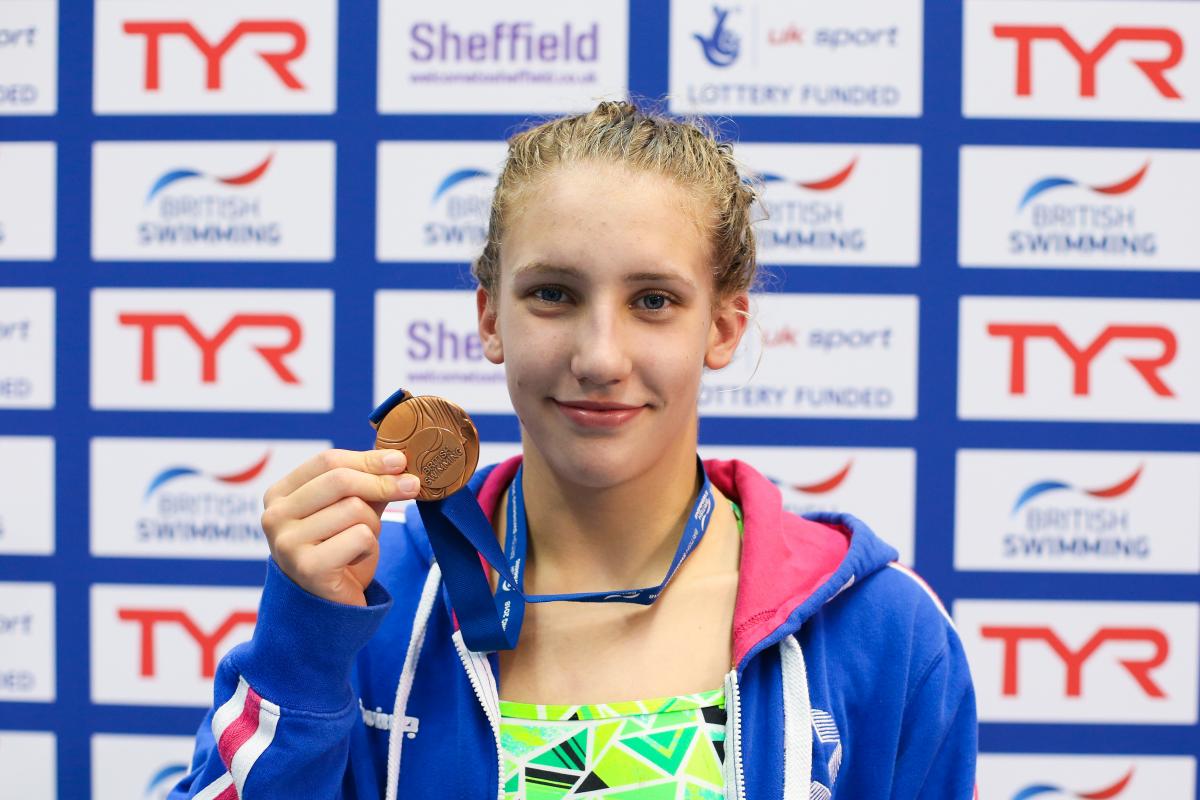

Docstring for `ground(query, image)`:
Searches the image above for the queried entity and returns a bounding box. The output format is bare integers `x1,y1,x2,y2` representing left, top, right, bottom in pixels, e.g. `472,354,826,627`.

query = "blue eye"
638,293,670,311
533,287,567,304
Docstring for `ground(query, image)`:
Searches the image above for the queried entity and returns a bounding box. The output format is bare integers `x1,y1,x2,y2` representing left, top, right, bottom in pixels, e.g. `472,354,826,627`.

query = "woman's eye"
636,293,672,311
532,287,567,304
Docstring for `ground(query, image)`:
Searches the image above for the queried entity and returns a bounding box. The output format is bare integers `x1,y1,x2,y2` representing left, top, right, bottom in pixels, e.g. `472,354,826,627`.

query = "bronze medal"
369,390,480,500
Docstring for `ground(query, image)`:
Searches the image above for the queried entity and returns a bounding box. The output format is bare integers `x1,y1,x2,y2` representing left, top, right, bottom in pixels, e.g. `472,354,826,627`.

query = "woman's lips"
553,400,646,428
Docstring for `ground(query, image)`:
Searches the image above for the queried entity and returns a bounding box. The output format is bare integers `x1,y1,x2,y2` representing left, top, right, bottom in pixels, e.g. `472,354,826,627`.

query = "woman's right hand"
261,448,422,606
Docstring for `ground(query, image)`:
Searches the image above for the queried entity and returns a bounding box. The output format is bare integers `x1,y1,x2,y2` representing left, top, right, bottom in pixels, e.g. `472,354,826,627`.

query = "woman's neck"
512,443,705,594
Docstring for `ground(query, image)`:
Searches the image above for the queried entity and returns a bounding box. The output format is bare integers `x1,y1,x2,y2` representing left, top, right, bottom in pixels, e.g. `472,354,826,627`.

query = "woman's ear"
477,286,504,365
705,291,750,370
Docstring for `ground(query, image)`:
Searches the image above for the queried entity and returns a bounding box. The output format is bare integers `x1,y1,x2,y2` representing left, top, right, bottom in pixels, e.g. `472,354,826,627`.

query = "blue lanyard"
416,460,716,652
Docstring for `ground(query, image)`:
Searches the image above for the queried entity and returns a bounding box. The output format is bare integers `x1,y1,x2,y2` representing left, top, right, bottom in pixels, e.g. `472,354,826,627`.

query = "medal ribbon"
416,461,715,652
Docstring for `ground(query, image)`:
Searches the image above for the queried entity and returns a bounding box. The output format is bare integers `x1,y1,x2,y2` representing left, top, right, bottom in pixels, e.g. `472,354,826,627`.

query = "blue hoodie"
170,458,977,799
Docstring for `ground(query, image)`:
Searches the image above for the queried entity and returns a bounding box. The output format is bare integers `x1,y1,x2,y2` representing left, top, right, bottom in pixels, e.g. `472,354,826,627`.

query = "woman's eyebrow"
511,262,585,280
511,262,696,289
625,271,695,288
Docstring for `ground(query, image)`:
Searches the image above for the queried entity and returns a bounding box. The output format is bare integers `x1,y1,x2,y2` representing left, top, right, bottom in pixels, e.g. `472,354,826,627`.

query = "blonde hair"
472,100,760,300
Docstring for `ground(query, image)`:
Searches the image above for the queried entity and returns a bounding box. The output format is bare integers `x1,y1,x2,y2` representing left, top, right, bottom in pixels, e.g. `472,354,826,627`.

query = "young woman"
172,101,976,799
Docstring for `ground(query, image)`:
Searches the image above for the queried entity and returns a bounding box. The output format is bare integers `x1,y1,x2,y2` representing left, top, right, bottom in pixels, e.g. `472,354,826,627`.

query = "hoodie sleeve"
891,624,978,800
168,558,393,800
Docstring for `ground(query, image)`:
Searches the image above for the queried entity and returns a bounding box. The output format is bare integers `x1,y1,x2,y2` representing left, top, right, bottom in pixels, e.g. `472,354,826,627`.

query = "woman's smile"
552,398,647,429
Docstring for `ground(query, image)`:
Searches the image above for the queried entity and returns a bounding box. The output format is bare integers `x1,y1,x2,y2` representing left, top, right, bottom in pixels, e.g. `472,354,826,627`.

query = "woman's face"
477,161,747,489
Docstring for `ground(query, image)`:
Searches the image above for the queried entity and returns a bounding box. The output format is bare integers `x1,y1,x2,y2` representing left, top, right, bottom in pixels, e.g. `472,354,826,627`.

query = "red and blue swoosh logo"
1011,767,1134,800
755,157,858,192
145,153,274,204
1010,464,1143,515
769,460,853,494
143,451,272,501
431,168,493,203
1017,162,1149,211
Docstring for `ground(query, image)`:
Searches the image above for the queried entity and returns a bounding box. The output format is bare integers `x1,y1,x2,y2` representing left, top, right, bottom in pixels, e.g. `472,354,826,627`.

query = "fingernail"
382,451,404,470
397,474,421,493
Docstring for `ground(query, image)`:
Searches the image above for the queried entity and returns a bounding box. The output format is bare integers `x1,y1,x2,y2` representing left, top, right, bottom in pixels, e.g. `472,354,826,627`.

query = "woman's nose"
569,304,633,387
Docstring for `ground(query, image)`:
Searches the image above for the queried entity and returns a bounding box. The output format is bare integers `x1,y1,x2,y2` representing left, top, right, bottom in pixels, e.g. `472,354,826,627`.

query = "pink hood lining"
475,456,851,667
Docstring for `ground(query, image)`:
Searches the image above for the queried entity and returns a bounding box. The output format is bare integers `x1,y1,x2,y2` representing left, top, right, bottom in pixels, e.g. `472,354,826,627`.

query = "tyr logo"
118,608,258,679
122,20,307,91
980,625,1169,698
986,323,1176,397
992,25,1183,99
118,312,303,384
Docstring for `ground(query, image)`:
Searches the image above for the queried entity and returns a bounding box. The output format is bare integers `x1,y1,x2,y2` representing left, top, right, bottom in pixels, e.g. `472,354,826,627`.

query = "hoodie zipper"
724,668,747,800
451,632,504,800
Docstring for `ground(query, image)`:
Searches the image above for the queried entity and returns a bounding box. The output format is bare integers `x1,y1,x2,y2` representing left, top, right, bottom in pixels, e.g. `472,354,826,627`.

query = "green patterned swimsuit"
497,503,743,799
499,689,727,799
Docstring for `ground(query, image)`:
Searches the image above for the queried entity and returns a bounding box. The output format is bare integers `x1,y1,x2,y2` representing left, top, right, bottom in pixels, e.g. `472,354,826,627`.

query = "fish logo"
143,451,272,501
695,6,740,67
1011,766,1134,800
770,461,853,495
1010,464,1143,516
1017,162,1149,211
431,168,493,204
755,157,858,192
145,153,274,204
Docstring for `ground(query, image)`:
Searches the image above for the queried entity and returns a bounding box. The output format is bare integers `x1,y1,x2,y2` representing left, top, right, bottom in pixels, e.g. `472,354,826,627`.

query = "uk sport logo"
694,6,740,67
963,1,1200,121
91,288,333,411
954,599,1199,723
958,297,1200,422
669,0,923,117
959,147,1200,270
94,1,336,114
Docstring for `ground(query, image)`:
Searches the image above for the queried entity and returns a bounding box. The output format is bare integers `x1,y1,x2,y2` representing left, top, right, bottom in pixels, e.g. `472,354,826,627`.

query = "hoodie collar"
471,456,896,670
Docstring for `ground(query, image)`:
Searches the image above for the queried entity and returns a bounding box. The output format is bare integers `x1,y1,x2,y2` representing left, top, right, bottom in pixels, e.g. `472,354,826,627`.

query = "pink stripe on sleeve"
217,685,264,769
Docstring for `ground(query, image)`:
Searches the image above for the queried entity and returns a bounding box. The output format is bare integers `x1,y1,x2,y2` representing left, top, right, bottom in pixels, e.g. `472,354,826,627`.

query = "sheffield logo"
986,323,1176,397
143,451,271,501
1011,464,1142,514
1011,768,1134,800
695,6,740,67
1017,162,1148,211
123,20,307,91
993,25,1183,100
118,312,302,384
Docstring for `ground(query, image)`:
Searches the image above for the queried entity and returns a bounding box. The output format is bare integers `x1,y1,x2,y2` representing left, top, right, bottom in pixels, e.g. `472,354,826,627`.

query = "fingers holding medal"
369,390,480,500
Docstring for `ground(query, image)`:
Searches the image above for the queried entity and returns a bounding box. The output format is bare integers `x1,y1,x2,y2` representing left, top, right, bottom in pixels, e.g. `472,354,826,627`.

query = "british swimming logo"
1010,767,1133,800
756,157,858,191
694,6,740,67
144,153,273,204
1011,464,1142,515
769,461,854,494
142,451,272,501
143,763,190,799
1016,162,1148,211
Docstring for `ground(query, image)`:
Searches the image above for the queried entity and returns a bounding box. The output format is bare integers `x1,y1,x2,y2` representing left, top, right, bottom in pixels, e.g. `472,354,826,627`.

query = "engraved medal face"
372,394,480,500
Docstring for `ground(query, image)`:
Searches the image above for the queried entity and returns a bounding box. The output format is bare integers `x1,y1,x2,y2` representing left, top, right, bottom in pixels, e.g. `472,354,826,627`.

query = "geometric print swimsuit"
499,503,742,799
499,689,727,799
